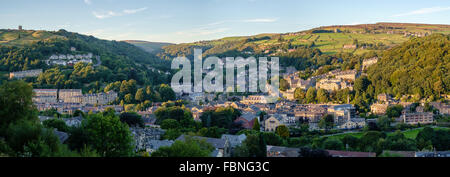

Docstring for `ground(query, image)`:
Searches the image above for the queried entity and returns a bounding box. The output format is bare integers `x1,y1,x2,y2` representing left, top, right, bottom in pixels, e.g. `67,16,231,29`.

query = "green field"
326,127,450,140
0,29,66,46
161,22,450,57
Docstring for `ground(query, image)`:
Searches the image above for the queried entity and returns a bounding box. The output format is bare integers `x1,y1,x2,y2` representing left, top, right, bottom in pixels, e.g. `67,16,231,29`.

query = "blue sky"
1,0,450,43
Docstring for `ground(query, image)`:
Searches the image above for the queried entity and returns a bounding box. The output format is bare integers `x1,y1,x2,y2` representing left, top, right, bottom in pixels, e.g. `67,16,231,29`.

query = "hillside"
157,23,450,59
0,29,65,46
0,29,172,89
367,33,450,101
123,40,172,54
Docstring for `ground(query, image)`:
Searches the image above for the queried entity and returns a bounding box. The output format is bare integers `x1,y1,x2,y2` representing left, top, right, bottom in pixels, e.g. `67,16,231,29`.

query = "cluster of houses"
370,93,440,125
46,50,95,66
32,89,120,114
9,69,42,79
281,68,359,100
130,59,449,157
260,102,366,131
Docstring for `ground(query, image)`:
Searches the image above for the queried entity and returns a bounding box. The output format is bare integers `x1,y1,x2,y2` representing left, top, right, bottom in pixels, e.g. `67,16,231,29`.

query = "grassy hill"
123,40,172,54
158,22,450,58
0,29,172,87
0,29,66,46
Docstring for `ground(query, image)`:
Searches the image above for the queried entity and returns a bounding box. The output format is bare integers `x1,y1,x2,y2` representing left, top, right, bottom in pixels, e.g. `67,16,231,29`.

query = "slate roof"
221,134,247,148
266,145,299,157
326,150,376,157
240,112,257,122
53,130,69,143
148,140,174,150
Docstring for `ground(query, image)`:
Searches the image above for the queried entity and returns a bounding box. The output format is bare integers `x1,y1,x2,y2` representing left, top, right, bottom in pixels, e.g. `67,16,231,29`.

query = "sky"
1,0,450,43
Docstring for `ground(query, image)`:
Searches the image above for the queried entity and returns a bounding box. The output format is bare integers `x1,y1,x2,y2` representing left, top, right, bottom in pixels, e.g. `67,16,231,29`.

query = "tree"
379,131,417,151
359,131,386,153
434,79,444,98
341,135,359,150
416,127,434,150
323,138,344,150
319,114,334,132
306,87,317,103
119,112,144,128
0,81,37,131
377,116,393,131
258,111,267,122
197,126,227,138
83,113,134,157
155,104,195,128
317,88,329,103
354,76,371,94
151,137,214,157
43,119,69,132
161,119,181,130
275,125,290,138
367,34,450,100
431,129,450,151
162,129,182,140
135,88,145,102
364,121,379,131
124,93,134,104
199,106,240,130
232,144,250,157
279,78,290,91
294,88,306,103
5,120,63,157
252,118,260,132
243,134,266,157
73,110,85,118
158,84,176,102
386,105,403,118
261,132,284,146
298,147,330,157
0,81,73,157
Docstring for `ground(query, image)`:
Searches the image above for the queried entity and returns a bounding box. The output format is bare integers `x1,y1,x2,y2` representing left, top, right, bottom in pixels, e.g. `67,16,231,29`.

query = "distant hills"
0,29,172,86
123,40,173,54
156,22,450,59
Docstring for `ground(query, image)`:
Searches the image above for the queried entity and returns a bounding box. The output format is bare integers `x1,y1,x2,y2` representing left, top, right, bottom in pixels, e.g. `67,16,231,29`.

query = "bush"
43,119,69,132
323,138,344,150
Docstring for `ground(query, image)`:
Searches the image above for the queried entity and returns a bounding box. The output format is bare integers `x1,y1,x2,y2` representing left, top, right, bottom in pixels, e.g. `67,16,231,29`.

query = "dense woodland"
368,34,450,101
0,30,176,110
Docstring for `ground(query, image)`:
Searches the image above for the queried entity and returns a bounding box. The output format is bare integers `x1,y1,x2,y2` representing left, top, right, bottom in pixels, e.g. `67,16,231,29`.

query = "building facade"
400,112,434,125
9,69,43,79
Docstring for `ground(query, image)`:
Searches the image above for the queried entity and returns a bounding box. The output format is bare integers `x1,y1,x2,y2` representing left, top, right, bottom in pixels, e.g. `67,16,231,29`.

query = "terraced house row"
32,89,118,107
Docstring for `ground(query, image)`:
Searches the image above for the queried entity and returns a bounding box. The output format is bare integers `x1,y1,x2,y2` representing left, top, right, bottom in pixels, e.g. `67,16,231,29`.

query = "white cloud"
93,11,119,19
243,18,278,23
93,7,148,19
393,6,450,17
84,0,92,5
123,7,148,14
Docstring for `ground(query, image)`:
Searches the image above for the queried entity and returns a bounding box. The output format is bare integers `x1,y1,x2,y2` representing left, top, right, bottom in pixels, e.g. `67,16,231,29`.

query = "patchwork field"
160,23,450,57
